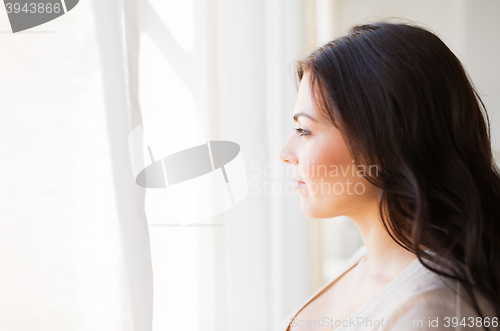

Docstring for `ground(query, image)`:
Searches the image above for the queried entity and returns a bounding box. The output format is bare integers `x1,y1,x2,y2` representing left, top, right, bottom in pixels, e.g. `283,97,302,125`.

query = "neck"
346,198,417,281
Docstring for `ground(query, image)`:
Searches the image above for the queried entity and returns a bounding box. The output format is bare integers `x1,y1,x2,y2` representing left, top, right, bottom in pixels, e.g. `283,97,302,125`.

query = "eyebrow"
293,112,318,122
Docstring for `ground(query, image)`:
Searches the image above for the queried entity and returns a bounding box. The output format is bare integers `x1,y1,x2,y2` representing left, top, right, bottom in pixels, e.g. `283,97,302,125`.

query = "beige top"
277,246,497,331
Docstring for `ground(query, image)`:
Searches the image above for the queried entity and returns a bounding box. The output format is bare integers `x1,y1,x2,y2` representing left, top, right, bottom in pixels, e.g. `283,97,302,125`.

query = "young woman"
278,21,500,331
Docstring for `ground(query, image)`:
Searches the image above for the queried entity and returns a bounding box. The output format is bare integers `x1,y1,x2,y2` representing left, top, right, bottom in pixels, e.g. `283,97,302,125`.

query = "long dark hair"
296,21,500,327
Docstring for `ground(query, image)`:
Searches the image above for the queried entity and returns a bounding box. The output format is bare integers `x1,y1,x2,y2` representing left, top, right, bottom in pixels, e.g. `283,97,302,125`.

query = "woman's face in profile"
279,73,381,219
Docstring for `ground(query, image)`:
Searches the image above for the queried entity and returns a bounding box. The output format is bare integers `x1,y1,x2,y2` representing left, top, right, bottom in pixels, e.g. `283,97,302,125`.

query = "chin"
300,198,349,219
300,201,337,219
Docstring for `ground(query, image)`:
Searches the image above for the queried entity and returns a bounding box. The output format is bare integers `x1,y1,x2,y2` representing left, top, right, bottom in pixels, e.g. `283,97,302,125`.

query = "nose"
279,135,299,164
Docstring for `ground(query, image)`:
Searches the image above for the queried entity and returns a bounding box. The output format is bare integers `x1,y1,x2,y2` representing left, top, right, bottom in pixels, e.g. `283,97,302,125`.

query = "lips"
292,176,305,184
292,177,306,190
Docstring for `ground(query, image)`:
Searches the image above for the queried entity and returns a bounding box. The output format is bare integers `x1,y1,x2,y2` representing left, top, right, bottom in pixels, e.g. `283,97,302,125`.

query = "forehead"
293,74,322,123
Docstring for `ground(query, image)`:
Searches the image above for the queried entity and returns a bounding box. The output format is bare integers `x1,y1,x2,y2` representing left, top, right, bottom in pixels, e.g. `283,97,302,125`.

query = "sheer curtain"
0,0,152,330
94,0,153,329
134,0,313,330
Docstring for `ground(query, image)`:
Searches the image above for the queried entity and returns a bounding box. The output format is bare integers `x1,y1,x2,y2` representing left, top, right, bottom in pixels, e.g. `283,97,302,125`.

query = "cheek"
296,135,382,218
301,140,352,184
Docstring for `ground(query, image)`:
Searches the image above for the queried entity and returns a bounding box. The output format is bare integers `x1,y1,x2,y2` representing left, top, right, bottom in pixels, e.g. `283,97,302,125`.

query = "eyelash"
294,127,310,137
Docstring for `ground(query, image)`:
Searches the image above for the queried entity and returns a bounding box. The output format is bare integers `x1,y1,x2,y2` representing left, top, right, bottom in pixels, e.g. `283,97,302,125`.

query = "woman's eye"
294,127,310,137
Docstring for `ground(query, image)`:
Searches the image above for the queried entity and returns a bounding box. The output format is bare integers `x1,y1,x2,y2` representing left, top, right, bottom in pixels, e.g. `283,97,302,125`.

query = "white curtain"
0,0,153,330
135,0,313,330
94,0,153,329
